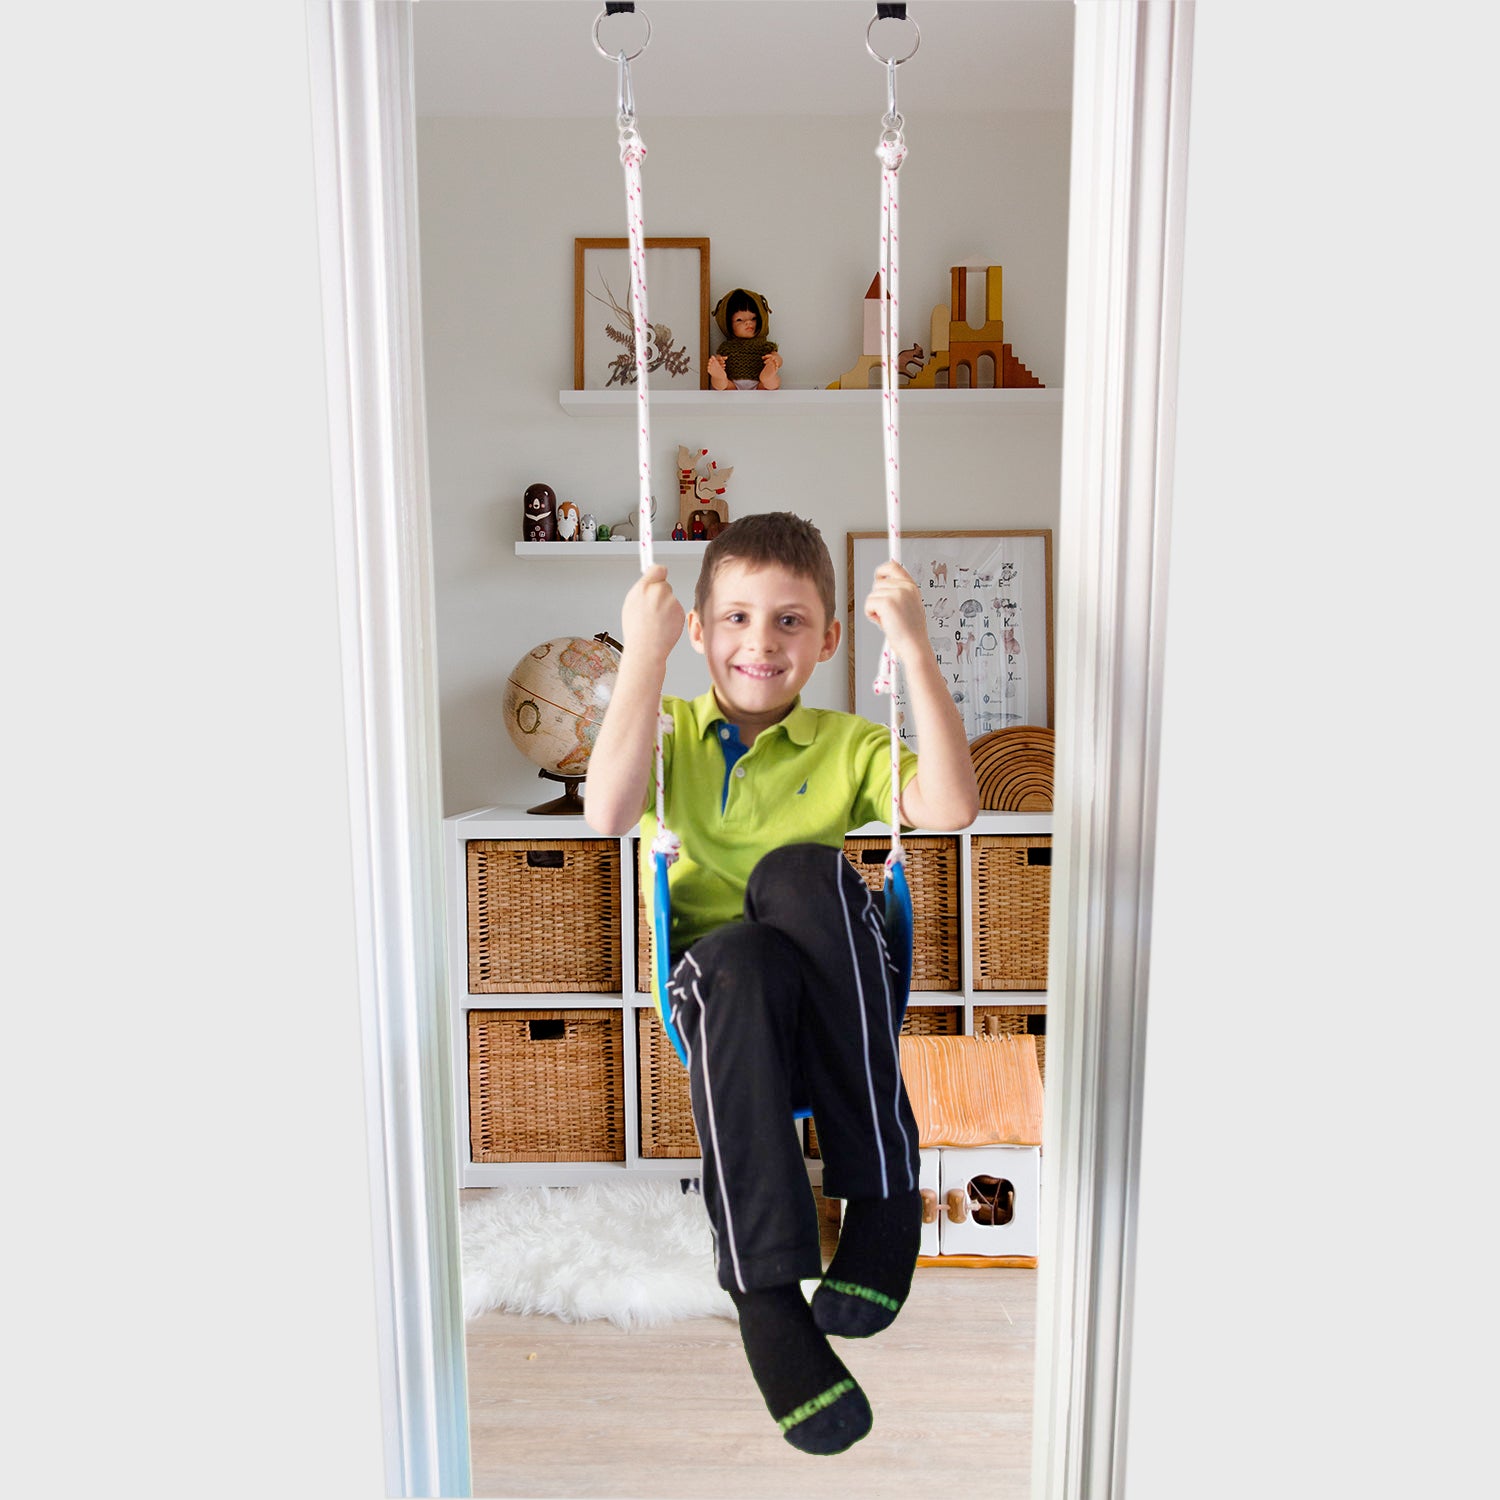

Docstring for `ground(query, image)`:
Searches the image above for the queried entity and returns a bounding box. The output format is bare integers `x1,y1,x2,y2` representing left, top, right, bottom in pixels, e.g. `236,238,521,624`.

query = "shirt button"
720,727,731,739
734,766,746,778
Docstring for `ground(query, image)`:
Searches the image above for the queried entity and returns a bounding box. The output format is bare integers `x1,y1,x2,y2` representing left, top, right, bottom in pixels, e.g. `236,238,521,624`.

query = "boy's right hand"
621,565,685,664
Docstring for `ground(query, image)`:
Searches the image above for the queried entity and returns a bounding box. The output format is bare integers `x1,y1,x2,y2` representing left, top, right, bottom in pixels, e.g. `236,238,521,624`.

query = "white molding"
304,3,470,1496
1031,5,1194,1500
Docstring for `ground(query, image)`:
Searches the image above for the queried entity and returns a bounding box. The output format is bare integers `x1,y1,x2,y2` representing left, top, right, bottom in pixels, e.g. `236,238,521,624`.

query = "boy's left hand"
864,561,928,661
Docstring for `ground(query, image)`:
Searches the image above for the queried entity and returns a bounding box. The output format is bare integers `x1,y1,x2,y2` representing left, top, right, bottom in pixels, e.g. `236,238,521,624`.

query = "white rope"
618,87,679,867
872,121,907,865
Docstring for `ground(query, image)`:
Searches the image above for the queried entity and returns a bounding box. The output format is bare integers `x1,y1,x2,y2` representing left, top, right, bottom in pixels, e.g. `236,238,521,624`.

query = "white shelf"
558,386,1062,416
447,805,1052,837
515,540,708,558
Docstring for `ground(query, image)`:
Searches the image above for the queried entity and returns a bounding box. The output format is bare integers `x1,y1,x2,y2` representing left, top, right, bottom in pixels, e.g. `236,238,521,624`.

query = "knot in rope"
876,135,906,172
618,128,646,168
872,644,897,697
651,827,683,867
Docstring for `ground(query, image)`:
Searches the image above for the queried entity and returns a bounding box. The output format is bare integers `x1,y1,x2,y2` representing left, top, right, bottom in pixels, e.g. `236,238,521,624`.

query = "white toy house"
899,1033,1044,1264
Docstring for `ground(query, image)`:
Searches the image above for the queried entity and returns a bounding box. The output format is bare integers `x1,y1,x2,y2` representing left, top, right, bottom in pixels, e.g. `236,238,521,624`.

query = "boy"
585,513,979,1454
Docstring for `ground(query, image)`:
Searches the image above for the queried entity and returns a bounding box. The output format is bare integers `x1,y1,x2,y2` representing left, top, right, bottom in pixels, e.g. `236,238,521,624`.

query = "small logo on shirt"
796,780,808,796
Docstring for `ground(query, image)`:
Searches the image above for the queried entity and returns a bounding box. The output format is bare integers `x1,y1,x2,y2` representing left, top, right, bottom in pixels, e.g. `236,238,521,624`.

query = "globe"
503,633,621,792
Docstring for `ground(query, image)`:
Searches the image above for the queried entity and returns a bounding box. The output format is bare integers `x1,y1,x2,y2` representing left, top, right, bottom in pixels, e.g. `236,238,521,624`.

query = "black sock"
729,1284,873,1454
811,1188,922,1338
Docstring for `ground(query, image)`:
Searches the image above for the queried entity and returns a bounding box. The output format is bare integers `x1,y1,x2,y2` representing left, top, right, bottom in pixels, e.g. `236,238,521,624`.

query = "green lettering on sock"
778,1378,858,1433
821,1278,901,1313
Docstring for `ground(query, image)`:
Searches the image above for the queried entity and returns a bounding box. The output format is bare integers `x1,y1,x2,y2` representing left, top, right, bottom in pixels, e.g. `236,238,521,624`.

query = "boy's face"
688,559,839,730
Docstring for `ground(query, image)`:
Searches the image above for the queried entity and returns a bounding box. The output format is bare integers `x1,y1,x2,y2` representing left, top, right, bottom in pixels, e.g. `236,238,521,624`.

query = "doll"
706,287,782,390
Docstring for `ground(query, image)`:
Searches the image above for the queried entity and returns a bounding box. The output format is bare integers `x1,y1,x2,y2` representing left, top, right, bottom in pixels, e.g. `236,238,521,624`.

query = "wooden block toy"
674,445,732,531
938,1144,1040,1259
904,302,950,388
1000,345,1044,388
947,263,1006,388
860,272,885,356
827,353,884,390
828,273,891,388
952,264,1006,335
908,266,1045,389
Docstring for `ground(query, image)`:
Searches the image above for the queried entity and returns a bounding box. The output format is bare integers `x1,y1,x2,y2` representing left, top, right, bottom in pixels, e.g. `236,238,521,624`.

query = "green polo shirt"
638,691,919,961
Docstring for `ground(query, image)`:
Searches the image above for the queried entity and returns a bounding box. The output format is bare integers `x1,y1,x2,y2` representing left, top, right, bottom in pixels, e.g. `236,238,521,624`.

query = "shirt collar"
689,690,817,747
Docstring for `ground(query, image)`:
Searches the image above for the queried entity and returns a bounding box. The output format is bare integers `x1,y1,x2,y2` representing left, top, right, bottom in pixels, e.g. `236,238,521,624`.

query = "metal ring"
865,13,920,66
592,7,651,62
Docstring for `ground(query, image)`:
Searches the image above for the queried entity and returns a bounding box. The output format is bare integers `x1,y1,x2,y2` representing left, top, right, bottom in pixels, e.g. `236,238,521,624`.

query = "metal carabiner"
618,52,636,125
593,6,650,127
867,7,919,139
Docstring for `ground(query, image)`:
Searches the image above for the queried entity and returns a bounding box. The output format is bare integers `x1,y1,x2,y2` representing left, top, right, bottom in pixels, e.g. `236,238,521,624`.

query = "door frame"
303,3,1194,1494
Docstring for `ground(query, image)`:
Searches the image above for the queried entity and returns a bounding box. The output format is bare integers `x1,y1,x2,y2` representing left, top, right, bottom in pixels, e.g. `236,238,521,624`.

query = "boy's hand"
621,565,685,664
864,561,929,663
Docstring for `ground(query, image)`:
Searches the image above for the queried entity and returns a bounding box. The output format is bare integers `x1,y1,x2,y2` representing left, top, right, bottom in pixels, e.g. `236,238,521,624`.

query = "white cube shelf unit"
446,805,1052,1188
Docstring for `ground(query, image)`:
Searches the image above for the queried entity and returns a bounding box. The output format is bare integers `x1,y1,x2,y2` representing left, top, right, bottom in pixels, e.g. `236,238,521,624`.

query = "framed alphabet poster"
847,530,1054,748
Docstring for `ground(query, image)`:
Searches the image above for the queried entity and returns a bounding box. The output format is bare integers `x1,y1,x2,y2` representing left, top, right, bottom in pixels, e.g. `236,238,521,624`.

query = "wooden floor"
461,1188,1037,1500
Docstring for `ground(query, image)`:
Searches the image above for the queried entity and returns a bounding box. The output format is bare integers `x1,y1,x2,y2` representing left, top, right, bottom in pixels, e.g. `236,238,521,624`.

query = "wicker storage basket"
902,1004,964,1037
804,1004,961,1157
466,839,621,993
844,836,962,990
970,835,1052,990
468,1009,625,1162
633,840,651,993
637,1010,699,1158
974,1003,1047,1083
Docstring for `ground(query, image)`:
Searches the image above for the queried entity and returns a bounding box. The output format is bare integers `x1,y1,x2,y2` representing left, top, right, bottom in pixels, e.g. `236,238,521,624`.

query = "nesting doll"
522,483,556,541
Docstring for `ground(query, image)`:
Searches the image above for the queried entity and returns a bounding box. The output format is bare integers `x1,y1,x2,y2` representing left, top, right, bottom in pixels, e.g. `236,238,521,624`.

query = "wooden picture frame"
573,237,711,391
847,530,1054,747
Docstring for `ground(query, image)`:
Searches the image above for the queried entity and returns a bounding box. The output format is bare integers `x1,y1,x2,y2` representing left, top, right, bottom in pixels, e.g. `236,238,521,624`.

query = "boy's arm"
864,561,981,832
583,565,685,836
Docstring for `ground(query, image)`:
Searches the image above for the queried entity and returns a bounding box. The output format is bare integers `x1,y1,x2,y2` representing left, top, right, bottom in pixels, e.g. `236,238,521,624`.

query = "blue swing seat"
650,845,915,1113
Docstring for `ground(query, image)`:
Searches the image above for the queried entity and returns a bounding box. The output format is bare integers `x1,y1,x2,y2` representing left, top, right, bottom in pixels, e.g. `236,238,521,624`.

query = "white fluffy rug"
460,1179,737,1329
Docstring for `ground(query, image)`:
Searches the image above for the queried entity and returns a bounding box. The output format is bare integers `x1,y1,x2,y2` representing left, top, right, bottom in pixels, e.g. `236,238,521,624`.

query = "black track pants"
666,842,921,1293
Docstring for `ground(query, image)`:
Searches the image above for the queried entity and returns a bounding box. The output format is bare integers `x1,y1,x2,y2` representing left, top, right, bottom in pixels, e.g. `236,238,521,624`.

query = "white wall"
8,3,385,1495
1125,4,1497,1497
417,111,1071,812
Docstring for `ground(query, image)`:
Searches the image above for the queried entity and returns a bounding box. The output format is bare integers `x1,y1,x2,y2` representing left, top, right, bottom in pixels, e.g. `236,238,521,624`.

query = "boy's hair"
693,512,837,626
